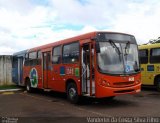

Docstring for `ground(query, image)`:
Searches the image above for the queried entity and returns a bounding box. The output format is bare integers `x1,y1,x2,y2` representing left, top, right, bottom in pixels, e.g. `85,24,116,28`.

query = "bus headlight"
100,80,110,87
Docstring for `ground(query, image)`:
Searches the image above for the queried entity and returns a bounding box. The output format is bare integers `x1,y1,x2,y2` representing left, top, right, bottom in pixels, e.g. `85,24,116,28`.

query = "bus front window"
122,43,140,73
97,41,140,75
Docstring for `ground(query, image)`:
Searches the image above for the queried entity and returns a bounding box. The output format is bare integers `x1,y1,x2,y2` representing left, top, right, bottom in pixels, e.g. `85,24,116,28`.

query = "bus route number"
66,67,74,75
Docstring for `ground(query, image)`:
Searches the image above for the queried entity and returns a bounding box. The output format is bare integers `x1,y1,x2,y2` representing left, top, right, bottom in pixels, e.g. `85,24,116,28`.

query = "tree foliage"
149,37,160,44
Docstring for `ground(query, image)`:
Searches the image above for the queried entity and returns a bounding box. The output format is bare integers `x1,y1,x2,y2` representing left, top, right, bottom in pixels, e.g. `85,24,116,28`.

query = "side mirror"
95,42,100,53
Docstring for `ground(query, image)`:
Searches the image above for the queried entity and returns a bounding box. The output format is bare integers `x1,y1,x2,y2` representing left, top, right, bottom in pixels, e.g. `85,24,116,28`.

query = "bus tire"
156,77,160,92
26,80,32,93
67,83,79,104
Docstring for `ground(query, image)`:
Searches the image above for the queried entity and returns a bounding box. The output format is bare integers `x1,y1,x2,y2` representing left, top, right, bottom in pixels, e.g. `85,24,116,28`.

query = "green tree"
149,37,160,44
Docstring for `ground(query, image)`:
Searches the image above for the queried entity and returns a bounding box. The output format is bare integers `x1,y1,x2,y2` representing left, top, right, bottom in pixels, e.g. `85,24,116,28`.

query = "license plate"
129,77,134,81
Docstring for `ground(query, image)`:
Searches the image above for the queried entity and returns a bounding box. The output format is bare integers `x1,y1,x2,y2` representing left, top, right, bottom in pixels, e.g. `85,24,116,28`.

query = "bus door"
81,43,95,96
42,52,52,88
140,49,153,85
18,57,24,85
145,48,155,85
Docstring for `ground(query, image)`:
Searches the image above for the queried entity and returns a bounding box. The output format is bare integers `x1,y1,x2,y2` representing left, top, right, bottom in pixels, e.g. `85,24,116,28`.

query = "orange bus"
13,31,141,103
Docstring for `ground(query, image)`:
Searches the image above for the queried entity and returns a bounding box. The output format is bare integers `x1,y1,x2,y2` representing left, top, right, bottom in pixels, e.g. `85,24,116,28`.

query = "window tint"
25,53,28,59
24,53,29,66
24,51,41,66
38,51,41,59
43,52,51,70
63,42,79,63
151,48,160,56
52,46,61,64
29,52,37,59
150,48,160,63
37,51,41,65
139,49,148,64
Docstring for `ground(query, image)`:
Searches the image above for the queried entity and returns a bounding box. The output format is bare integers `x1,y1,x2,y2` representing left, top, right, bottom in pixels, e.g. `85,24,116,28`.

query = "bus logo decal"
75,68,79,77
29,68,38,88
60,66,65,75
125,65,131,72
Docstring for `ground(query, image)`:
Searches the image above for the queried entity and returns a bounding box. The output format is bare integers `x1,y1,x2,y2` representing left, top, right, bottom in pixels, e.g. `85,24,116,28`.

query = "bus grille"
113,81,134,87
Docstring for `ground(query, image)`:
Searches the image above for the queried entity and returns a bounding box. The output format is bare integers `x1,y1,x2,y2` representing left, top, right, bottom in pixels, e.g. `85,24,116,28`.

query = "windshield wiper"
124,41,130,56
134,61,140,72
109,40,121,55
109,39,122,61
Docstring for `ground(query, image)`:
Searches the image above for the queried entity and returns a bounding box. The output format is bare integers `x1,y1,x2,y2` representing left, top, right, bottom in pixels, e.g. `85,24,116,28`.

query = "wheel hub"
69,88,76,99
27,85,30,91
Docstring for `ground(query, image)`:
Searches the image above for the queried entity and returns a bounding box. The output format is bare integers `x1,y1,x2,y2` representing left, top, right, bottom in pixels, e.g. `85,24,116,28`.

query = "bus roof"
27,31,135,52
28,31,96,52
138,43,160,50
13,50,28,57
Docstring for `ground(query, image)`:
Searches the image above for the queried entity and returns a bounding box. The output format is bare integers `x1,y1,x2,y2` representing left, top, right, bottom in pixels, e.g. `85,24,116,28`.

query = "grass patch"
0,85,19,90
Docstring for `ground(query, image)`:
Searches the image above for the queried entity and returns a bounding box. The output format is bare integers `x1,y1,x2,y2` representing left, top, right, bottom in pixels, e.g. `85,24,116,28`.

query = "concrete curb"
0,88,22,93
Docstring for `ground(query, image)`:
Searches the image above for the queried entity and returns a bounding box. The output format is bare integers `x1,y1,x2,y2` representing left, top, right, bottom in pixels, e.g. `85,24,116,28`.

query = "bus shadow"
23,88,139,108
131,86,160,99
78,97,138,108
32,89,67,102
141,85,157,92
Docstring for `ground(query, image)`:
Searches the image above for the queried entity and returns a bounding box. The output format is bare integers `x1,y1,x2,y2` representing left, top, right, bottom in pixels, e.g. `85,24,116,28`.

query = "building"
0,55,13,85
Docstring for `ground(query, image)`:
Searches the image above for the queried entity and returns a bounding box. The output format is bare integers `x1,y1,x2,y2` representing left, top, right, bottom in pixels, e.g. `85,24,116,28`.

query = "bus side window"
52,45,61,64
24,53,29,66
37,50,42,65
139,49,148,64
150,48,160,63
28,52,37,66
63,42,79,64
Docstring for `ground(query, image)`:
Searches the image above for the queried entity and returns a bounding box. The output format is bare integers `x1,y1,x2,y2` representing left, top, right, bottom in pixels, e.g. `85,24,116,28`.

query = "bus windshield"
97,41,140,75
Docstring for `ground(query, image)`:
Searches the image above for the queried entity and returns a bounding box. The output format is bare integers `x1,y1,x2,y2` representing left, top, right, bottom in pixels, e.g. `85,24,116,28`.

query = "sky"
0,0,160,55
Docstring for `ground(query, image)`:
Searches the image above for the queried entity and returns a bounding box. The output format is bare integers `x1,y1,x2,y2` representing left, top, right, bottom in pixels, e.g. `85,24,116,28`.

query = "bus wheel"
156,78,160,92
67,83,79,104
26,80,32,93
